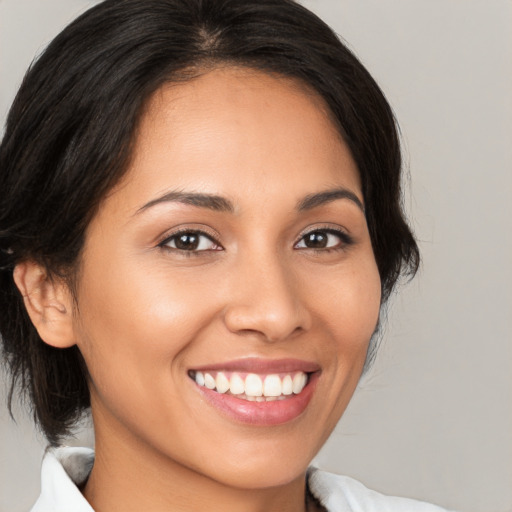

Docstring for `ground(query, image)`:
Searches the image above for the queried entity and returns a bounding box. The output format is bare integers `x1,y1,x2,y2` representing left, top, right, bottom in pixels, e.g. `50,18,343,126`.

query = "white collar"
31,447,95,512
31,447,448,512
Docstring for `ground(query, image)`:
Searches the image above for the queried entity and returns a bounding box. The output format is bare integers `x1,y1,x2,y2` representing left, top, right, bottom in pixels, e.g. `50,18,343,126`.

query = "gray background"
1,1,511,511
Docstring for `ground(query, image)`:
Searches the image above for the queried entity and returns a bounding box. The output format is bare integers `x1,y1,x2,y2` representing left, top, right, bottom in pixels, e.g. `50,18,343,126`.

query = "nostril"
222,300,310,343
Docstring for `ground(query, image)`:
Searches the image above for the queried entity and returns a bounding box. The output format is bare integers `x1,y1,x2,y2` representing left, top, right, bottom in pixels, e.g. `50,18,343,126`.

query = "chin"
203,455,311,491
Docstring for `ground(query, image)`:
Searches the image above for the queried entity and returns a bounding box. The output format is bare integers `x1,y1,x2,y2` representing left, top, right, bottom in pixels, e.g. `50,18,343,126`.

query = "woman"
0,1,451,510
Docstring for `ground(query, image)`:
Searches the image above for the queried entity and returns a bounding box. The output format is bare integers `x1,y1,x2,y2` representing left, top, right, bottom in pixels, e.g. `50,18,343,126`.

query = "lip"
191,357,320,374
190,358,321,426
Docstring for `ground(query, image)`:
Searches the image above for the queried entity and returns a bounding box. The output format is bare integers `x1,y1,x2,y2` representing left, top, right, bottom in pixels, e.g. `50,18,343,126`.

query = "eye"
295,228,351,251
160,230,221,252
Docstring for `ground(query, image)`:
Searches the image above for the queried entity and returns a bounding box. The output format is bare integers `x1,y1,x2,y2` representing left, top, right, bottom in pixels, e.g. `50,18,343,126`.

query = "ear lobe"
13,261,76,348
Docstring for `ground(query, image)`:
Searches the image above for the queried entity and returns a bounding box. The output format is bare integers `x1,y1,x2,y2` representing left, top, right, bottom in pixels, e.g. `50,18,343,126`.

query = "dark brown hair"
0,0,419,444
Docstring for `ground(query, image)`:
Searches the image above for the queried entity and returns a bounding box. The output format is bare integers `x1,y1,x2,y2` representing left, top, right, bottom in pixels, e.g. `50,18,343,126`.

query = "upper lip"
190,357,320,374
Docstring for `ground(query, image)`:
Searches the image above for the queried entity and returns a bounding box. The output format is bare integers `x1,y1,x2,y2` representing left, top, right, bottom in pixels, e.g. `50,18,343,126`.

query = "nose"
222,252,311,342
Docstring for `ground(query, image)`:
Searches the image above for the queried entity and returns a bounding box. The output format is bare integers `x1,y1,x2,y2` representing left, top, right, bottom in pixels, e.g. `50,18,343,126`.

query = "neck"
83,425,309,512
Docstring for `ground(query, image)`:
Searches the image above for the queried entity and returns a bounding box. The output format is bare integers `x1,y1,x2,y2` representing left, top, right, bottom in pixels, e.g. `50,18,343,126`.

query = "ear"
13,261,76,348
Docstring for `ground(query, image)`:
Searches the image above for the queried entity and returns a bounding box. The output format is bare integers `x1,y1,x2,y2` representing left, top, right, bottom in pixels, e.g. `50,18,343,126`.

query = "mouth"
188,359,320,426
188,370,309,402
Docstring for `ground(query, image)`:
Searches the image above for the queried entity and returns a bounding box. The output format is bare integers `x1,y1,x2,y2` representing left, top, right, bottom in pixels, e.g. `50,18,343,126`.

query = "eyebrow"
137,191,235,214
297,188,364,213
136,187,364,215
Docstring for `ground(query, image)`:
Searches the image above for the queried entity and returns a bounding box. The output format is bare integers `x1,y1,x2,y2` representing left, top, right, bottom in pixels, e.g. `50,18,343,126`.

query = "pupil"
306,232,327,248
176,233,199,250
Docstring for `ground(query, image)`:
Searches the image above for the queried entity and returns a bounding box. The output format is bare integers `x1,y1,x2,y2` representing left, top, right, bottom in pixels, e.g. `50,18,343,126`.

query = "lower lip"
193,373,319,426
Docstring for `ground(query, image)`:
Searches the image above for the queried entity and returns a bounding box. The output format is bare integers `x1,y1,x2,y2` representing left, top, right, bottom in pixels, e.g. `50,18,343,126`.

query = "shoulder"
308,468,454,512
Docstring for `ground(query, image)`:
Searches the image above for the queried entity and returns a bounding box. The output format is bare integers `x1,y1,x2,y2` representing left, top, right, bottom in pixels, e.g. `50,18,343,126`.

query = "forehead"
112,66,361,212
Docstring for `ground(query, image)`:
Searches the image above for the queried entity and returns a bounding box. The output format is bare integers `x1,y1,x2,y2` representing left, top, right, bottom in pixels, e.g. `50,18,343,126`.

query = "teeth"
263,374,282,397
245,373,263,397
282,375,293,395
195,371,205,387
192,370,309,400
292,372,307,394
204,373,216,390
229,373,245,395
215,372,230,394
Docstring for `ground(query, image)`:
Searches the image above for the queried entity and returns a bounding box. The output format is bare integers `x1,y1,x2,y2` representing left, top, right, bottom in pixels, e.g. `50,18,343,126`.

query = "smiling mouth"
188,370,309,402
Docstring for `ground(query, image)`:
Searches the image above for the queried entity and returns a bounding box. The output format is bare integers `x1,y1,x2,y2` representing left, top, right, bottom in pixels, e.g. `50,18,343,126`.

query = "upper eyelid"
294,226,354,251
158,226,221,247
157,224,351,250
295,225,350,242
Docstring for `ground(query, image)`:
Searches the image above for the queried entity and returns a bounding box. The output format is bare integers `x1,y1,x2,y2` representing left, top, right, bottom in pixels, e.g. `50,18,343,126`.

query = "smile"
188,359,320,426
189,370,309,401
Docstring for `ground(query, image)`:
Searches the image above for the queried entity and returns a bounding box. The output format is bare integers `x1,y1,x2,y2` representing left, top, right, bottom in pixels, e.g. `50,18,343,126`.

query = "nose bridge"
223,248,309,342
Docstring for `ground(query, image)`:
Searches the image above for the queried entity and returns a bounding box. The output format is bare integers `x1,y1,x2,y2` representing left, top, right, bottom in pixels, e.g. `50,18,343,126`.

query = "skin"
16,67,381,512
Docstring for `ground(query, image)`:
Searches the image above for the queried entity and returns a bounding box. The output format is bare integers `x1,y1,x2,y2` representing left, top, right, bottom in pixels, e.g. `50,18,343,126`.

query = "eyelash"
158,228,222,257
294,226,354,253
158,226,353,256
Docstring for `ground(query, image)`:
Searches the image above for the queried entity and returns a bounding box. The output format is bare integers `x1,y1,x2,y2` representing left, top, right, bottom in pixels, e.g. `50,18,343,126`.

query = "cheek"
305,254,381,411
306,256,381,346
71,258,225,446
289,255,381,446
71,254,220,391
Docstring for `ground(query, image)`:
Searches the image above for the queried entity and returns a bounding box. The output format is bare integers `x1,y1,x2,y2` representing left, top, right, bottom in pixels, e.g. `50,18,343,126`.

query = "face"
71,67,381,489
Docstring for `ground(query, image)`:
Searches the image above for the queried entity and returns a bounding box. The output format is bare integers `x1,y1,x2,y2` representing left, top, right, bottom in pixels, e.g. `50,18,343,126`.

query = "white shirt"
30,447,451,512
